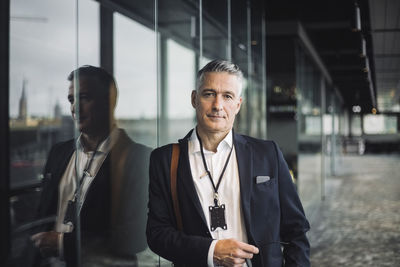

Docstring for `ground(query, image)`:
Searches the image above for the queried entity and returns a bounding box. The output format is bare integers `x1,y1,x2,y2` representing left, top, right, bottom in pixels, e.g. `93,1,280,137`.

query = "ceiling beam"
373,28,400,33
375,69,400,73
374,54,400,58
330,65,365,71
304,21,351,30
320,49,359,56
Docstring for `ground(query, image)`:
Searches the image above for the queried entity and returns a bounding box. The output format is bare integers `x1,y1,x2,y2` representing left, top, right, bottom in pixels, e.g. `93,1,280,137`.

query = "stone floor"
307,154,400,266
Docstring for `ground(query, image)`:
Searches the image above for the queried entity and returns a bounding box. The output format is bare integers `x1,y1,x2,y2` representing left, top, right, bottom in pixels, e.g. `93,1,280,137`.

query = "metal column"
0,0,10,263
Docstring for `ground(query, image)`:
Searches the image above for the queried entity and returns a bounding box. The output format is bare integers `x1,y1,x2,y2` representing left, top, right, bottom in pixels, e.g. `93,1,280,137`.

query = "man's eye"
203,92,214,97
80,95,91,101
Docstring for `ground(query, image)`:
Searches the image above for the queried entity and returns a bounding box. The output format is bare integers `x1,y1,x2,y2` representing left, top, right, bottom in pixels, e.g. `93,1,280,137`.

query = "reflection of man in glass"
31,66,151,266
146,60,310,266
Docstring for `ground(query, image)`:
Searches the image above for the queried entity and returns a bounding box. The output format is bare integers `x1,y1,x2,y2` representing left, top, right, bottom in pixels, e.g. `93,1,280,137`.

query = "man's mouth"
207,114,225,119
73,115,86,122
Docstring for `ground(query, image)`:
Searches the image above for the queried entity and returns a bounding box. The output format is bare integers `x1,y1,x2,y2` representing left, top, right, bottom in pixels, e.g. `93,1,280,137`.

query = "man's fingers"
236,241,259,254
231,249,254,259
221,255,245,267
214,239,259,266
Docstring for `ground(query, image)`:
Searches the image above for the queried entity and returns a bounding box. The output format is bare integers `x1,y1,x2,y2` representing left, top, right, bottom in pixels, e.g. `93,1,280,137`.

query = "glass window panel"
249,0,266,138
9,0,100,265
231,0,250,135
296,42,322,208
114,12,157,148
165,38,196,143
113,4,159,266
202,0,229,60
78,0,100,67
364,114,397,134
157,0,200,146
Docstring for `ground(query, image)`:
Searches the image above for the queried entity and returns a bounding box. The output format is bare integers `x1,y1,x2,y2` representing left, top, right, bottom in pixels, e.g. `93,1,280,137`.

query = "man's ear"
191,90,197,108
235,97,243,114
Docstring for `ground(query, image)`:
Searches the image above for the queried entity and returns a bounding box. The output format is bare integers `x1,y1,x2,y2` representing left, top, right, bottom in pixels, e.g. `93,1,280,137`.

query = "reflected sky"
10,0,99,118
10,0,195,120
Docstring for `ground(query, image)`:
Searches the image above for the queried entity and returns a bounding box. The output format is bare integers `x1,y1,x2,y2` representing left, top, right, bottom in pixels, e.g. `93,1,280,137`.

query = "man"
31,66,151,266
146,59,310,267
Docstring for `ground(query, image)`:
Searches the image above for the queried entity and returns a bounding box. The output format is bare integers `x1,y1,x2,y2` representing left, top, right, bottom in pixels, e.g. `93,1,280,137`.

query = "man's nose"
70,103,76,118
212,95,223,111
70,101,79,117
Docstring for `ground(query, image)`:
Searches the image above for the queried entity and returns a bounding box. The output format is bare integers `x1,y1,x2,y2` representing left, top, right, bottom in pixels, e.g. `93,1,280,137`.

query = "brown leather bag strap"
170,144,183,231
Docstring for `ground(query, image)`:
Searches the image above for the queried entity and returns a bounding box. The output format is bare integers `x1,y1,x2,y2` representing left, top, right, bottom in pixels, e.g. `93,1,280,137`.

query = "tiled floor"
307,154,400,266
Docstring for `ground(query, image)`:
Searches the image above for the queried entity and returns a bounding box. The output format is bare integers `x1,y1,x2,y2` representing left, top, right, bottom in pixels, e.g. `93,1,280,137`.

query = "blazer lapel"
41,140,75,216
178,131,208,228
234,133,256,244
49,140,75,182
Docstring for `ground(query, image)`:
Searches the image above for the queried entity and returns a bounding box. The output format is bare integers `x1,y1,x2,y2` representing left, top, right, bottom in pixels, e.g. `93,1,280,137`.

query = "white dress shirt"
188,129,248,267
54,128,120,257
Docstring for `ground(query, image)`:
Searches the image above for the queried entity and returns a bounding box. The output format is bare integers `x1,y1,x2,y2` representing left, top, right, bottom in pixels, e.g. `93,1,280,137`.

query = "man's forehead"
202,71,238,80
68,78,94,93
200,72,241,94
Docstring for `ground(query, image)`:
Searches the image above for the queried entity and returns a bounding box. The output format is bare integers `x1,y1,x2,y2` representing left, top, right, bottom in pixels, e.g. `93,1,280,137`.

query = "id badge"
64,200,77,224
209,204,227,231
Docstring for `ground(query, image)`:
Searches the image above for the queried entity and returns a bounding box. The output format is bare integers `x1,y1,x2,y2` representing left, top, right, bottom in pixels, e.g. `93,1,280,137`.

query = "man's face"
191,72,242,135
68,77,110,134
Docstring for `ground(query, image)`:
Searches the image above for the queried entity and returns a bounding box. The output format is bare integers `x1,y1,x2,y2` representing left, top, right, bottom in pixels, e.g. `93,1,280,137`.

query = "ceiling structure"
369,0,400,113
102,0,400,114
266,0,381,114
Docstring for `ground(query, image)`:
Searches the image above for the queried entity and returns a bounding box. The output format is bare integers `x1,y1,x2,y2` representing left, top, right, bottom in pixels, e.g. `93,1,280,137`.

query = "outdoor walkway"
307,154,400,266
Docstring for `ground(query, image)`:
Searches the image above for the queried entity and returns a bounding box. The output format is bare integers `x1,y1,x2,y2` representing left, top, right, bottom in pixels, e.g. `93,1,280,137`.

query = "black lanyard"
196,128,234,206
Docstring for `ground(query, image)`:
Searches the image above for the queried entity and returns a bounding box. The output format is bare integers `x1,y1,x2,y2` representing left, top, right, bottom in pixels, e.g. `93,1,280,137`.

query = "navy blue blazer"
146,130,310,267
33,130,151,266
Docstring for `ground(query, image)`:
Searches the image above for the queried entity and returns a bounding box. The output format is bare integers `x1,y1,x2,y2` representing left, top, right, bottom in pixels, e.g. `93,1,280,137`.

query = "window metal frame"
0,0,10,263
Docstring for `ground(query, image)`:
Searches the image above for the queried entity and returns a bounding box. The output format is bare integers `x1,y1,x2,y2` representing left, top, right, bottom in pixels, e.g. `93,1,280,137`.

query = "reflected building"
18,79,27,123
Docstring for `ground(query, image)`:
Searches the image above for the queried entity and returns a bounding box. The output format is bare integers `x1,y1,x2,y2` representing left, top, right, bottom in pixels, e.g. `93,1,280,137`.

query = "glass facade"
296,42,323,206
265,22,346,214
6,0,266,265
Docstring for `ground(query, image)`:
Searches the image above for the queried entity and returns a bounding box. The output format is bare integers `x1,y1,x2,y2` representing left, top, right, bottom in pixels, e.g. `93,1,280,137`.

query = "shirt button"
206,231,210,235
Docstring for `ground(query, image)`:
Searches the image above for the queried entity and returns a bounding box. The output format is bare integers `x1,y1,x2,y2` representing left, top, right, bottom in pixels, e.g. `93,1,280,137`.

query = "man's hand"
31,231,61,258
214,238,259,267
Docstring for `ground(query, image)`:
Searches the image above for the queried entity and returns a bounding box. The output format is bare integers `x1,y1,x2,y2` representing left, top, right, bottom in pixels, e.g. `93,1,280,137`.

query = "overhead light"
363,57,369,72
273,86,282,93
366,69,372,83
190,16,196,38
238,43,246,51
352,2,361,32
360,36,366,58
352,105,361,113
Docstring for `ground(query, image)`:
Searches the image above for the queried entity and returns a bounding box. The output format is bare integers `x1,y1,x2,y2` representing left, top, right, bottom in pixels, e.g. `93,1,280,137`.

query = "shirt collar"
189,127,233,154
76,127,120,154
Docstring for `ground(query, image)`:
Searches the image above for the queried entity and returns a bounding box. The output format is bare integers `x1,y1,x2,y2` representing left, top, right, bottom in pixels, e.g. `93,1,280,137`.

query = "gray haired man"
146,59,310,267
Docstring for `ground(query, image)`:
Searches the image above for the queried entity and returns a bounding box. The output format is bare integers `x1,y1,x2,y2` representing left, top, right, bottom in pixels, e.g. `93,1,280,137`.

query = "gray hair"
196,59,243,95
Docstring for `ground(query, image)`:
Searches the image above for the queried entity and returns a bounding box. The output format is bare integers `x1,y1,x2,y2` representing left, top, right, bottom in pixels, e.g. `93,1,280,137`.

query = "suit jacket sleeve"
273,141,310,266
146,146,213,266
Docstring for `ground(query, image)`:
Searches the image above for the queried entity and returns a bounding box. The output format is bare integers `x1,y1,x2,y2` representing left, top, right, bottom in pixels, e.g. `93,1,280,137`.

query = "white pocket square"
256,176,271,184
